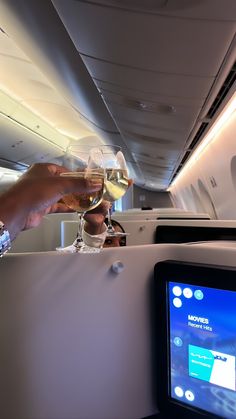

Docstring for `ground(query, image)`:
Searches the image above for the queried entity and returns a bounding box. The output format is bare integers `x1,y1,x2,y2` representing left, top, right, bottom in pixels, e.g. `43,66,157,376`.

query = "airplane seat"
2,243,236,419
42,213,77,250
113,212,211,222
155,223,236,244
61,219,236,248
10,213,78,253
9,222,46,253
60,220,78,247
119,220,236,247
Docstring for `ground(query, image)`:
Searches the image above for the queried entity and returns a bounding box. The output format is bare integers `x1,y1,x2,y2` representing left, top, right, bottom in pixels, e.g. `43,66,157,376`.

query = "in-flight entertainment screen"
154,261,236,419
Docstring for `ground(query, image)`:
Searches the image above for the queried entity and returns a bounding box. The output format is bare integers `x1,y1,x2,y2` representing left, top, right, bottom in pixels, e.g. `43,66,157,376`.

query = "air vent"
170,60,236,184
144,170,164,176
122,98,175,114
206,62,236,119
133,151,166,161
124,130,173,145
140,162,172,171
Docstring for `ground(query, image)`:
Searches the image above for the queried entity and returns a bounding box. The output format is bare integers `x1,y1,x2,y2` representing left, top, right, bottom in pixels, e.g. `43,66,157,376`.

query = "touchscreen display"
169,281,236,418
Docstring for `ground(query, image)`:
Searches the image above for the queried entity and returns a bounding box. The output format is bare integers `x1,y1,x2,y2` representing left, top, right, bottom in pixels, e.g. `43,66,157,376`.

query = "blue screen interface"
169,281,236,418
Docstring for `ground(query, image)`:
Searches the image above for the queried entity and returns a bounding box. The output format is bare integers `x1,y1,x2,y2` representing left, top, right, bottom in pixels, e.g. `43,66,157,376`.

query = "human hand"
83,178,132,236
0,163,103,239
83,200,110,235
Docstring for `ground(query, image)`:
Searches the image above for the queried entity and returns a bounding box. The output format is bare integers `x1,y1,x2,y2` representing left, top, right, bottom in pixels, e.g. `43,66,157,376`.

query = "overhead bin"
0,0,143,183
0,113,65,167
0,0,115,131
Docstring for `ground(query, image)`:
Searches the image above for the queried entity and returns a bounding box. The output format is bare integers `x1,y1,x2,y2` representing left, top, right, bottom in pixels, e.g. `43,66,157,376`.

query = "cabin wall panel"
121,184,133,210
172,112,236,219
133,186,173,209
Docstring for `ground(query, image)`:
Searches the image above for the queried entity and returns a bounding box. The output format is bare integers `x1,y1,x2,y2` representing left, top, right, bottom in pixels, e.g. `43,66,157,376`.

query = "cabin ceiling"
1,0,236,190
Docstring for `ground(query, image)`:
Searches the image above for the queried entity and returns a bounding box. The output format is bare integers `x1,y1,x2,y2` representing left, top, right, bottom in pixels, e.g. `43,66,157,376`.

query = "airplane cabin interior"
0,1,236,418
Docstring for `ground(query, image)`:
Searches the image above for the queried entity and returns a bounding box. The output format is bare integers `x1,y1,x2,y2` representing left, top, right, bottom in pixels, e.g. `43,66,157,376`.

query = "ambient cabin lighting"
168,91,236,190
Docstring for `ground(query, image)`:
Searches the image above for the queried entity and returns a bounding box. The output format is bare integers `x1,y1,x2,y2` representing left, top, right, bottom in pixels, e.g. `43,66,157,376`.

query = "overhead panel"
57,2,235,76
53,0,236,190
0,114,64,166
85,0,236,21
48,1,236,189
0,30,92,142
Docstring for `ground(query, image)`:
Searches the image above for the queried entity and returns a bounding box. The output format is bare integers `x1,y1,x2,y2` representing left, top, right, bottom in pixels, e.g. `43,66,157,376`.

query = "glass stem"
107,206,115,233
75,211,86,248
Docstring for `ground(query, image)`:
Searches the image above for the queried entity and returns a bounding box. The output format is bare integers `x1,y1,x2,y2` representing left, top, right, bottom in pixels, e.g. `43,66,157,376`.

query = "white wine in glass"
61,170,104,212
101,146,130,238
103,168,129,202
58,145,105,253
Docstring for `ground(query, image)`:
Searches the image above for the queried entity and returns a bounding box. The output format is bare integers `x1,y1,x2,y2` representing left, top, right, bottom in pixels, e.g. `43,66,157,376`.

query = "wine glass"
58,145,105,253
101,145,130,237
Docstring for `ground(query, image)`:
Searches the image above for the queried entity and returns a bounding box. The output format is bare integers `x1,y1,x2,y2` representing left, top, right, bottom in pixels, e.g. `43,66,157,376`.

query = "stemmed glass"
58,145,105,253
101,145,130,237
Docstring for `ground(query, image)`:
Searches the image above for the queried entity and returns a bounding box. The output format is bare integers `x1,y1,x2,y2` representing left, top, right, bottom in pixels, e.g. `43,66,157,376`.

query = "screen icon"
174,337,183,347
172,286,182,296
183,288,193,299
194,289,204,300
174,386,184,398
173,297,182,308
185,390,195,402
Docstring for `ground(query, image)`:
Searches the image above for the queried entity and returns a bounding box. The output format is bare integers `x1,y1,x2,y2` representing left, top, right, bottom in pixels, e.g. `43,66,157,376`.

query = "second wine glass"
101,145,130,237
60,145,105,253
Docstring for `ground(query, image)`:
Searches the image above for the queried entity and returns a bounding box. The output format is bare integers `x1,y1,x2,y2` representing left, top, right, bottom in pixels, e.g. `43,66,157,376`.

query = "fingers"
23,163,62,177
50,203,75,214
59,174,104,195
85,200,110,215
24,163,77,178
128,178,133,188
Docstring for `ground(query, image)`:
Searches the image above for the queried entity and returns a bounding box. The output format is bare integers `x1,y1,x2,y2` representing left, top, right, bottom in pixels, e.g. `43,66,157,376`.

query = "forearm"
0,189,27,240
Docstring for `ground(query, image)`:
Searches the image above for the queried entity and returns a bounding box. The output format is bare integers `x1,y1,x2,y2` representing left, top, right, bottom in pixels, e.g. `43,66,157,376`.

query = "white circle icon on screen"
194,289,204,300
173,298,182,308
174,386,184,398
183,288,193,299
185,390,195,402
172,286,182,297
174,337,183,347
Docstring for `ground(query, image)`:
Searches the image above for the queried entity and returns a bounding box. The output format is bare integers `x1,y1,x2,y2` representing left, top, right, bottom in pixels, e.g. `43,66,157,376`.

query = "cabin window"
198,179,218,219
230,156,236,192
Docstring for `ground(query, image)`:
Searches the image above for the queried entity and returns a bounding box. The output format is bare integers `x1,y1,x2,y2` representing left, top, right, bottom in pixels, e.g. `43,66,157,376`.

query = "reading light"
168,90,236,190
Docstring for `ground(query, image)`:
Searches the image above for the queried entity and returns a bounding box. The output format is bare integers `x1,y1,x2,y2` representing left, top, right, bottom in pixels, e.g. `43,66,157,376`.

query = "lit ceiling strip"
169,90,236,190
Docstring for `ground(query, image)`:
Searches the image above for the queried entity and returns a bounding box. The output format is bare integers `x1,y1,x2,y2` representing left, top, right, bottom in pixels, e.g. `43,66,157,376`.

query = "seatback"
2,243,236,418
